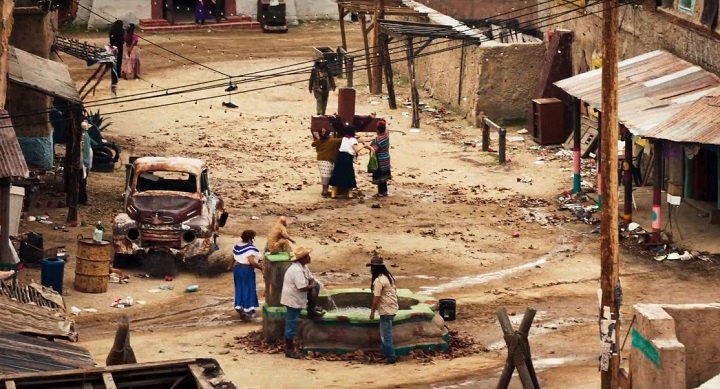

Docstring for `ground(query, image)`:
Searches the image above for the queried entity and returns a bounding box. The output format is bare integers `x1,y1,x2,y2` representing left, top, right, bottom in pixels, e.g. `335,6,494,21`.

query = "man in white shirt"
280,247,323,359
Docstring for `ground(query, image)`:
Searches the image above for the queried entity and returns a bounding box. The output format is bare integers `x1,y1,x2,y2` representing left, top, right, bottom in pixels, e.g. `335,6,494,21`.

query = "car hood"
130,195,202,224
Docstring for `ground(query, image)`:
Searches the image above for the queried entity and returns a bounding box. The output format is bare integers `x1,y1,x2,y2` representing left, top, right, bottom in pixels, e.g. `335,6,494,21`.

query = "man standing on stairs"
280,247,324,359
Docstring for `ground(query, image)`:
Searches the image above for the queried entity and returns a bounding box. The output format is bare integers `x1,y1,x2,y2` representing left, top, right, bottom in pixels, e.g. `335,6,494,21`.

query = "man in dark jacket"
308,60,336,115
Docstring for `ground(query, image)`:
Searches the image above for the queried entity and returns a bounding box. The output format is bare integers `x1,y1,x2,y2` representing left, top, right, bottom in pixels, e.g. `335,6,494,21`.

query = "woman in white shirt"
233,230,263,321
329,126,371,198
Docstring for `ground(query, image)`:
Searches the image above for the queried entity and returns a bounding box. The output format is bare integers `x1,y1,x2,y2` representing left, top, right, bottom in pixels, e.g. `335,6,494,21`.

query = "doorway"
691,148,718,205
162,0,228,24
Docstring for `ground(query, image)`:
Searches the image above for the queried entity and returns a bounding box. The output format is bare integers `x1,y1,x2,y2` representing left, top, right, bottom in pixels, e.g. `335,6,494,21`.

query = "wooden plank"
82,383,92,389
381,34,396,109
188,364,214,389
102,372,117,389
360,16,373,93
5,380,16,389
406,37,420,128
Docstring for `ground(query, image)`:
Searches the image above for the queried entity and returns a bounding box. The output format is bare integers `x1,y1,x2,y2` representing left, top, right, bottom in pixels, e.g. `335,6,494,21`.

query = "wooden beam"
360,16,373,92
188,364,214,389
66,107,82,224
338,5,348,51
405,37,420,128
102,372,117,389
380,34,396,109
371,0,385,95
457,40,466,106
413,38,433,57
4,380,16,389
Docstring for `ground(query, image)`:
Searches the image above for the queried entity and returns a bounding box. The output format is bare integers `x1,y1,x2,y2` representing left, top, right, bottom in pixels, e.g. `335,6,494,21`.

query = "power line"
1,0,621,128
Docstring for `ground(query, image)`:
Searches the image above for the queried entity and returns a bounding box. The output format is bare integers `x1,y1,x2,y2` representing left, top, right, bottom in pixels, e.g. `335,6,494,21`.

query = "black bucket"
439,298,456,321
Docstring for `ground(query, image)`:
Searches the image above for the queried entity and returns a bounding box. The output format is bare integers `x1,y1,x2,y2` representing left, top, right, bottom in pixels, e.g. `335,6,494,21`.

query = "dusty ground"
12,22,720,388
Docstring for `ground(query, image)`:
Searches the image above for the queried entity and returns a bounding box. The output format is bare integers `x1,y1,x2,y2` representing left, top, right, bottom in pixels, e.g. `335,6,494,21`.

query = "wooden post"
406,38,420,128
683,151,692,199
347,56,355,88
717,152,720,209
338,4,348,51
572,97,582,194
623,126,633,224
457,40,466,106
482,121,490,152
360,16,373,92
597,111,602,208
600,0,620,387
371,0,384,95
652,142,663,233
496,308,539,389
499,128,507,164
0,179,10,264
67,107,82,224
380,33,396,109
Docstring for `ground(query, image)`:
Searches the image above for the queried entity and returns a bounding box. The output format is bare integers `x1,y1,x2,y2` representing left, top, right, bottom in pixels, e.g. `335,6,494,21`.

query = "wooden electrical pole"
600,0,620,388
371,0,384,94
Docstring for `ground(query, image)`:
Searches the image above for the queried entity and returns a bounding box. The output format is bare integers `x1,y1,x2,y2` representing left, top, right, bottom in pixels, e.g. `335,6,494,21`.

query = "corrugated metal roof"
0,111,29,179
8,46,81,103
643,93,720,145
0,333,94,374
0,280,78,341
554,50,720,136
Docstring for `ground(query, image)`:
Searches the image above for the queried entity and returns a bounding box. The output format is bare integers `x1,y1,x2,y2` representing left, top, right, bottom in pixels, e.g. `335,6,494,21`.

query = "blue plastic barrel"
40,258,65,294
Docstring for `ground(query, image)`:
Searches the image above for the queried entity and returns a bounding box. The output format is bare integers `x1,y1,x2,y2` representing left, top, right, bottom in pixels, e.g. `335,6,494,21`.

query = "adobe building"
6,2,58,169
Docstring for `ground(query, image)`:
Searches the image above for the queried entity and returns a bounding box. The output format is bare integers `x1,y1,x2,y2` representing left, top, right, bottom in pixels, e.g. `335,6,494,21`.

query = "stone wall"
538,1,720,75
85,0,149,27
414,0,539,27
632,303,720,389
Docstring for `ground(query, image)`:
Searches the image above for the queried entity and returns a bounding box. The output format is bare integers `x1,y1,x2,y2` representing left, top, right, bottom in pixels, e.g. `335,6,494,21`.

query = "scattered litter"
159,285,175,290
164,276,174,282
409,129,421,133
112,296,134,309
517,128,529,134
137,300,147,305
508,136,525,143
83,308,98,313
679,251,693,261
110,273,130,284
654,255,667,262
186,284,200,293
148,288,162,293
440,131,451,136
135,273,151,278
627,222,640,231
533,160,545,165
516,176,533,184
371,203,382,209
27,216,36,222
666,252,681,260
512,232,520,238
370,100,381,105
70,306,82,315
402,112,409,117
250,216,260,220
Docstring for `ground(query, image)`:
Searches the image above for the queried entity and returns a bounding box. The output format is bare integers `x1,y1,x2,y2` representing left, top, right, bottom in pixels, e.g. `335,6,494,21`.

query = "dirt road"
14,23,720,388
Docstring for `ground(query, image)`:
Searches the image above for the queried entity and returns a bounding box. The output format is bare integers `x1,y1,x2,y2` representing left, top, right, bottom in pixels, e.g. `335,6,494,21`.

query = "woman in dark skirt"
329,126,370,199
370,120,392,197
233,230,263,321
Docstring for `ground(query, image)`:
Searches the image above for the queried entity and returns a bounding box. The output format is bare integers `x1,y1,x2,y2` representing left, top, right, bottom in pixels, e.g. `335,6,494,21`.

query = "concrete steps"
139,16,260,33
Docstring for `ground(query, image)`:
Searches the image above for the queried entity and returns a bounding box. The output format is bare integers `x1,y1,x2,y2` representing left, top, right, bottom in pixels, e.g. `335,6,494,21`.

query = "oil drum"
74,237,112,293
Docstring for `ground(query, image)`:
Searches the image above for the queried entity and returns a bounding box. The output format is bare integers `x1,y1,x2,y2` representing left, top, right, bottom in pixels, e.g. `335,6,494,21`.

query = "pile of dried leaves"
232,330,484,364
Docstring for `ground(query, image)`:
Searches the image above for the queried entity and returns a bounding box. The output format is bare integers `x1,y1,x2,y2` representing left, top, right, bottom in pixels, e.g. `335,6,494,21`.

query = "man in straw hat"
281,246,324,359
368,255,398,364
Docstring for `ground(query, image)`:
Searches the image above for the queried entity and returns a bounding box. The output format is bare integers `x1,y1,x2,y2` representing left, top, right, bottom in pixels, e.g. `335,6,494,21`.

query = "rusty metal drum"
74,238,112,293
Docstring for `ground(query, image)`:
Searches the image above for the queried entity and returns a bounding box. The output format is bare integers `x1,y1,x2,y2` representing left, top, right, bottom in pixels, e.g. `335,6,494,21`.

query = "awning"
0,110,29,179
643,93,720,145
554,50,720,137
0,333,95,374
0,280,78,341
8,46,81,103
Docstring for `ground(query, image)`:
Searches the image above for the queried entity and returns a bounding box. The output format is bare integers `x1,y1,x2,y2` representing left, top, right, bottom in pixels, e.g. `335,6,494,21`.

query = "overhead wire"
1,0,617,125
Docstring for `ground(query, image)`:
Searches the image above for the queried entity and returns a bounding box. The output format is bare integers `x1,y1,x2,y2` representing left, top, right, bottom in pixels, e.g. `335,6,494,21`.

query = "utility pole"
371,0,384,95
600,0,620,388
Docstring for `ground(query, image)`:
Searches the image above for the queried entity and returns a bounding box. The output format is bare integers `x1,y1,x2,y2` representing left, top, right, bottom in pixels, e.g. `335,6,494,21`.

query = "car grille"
142,215,175,224
140,225,181,248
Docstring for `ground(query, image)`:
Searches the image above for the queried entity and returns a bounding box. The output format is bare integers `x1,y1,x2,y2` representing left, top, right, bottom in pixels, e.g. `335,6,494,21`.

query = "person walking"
311,127,341,197
329,126,371,199
79,120,96,205
281,247,324,359
108,20,124,97
121,23,141,80
370,120,392,197
368,256,398,364
210,0,224,22
233,230,263,321
308,60,336,115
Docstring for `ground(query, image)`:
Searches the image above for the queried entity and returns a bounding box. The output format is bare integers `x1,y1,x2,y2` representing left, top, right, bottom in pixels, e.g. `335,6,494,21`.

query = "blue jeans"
380,315,396,361
285,307,302,340
284,283,322,340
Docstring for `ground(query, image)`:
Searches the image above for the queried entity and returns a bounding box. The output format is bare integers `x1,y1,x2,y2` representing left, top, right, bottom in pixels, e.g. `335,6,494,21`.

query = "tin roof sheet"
0,333,94,374
0,111,29,179
554,50,720,136
8,46,81,103
0,280,78,341
643,93,720,145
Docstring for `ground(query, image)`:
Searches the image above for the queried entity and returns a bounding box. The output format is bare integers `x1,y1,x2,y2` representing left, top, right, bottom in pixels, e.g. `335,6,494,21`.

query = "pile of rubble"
232,330,484,363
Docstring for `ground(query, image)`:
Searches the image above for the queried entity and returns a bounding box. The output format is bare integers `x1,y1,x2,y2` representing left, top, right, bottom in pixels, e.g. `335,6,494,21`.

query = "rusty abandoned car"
112,157,228,275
